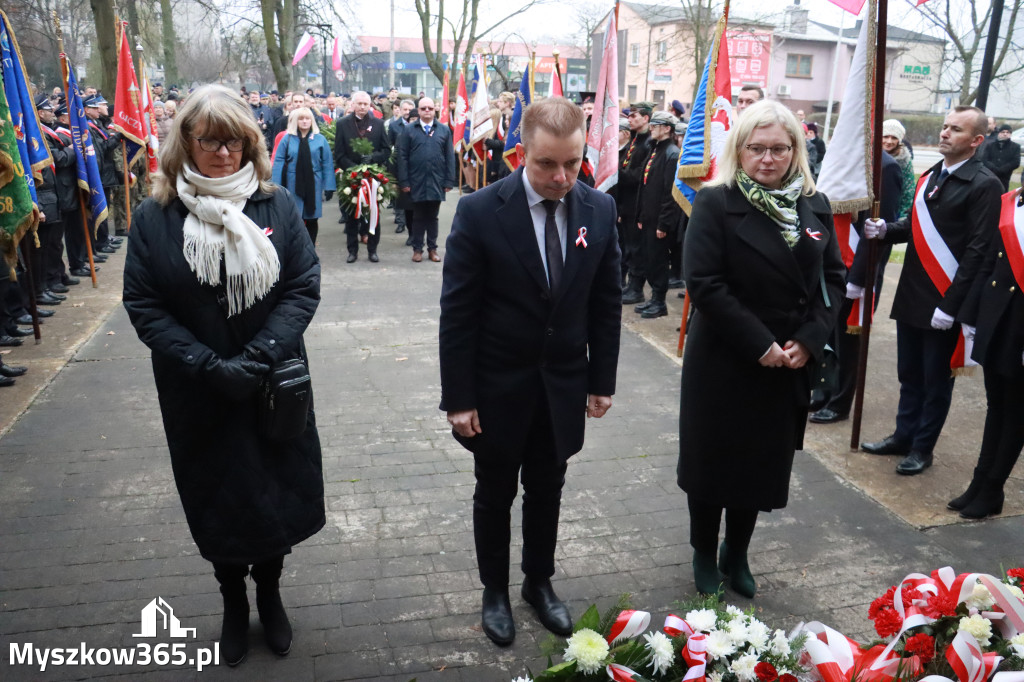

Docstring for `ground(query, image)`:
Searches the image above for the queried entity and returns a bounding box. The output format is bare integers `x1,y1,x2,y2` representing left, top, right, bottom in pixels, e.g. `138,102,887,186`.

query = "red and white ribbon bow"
607,663,640,681
918,630,1024,682
576,226,588,248
607,609,650,645
663,613,696,638
354,178,381,234
802,621,917,682
682,632,709,682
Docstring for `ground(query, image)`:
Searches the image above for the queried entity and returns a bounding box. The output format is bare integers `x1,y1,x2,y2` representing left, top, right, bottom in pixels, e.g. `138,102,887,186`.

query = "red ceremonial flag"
438,69,450,126
139,60,158,174
332,37,342,71
586,10,620,192
452,71,468,150
111,23,146,168
826,0,867,14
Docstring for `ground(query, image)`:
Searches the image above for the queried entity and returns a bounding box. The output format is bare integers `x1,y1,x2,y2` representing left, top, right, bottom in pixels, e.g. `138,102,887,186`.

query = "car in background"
1012,127,1024,145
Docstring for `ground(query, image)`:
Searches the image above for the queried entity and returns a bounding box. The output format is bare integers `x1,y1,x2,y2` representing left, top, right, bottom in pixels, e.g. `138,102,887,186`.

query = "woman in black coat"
122,85,323,667
679,100,845,598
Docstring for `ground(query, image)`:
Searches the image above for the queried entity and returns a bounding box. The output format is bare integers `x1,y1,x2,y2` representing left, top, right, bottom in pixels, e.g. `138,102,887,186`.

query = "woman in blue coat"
271,107,336,244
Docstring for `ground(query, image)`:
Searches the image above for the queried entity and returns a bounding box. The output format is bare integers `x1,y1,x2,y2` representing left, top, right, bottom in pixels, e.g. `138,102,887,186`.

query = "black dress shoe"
896,451,933,476
62,275,80,286
809,408,849,424
633,299,653,313
17,309,53,322
49,283,70,294
0,335,24,347
481,588,515,646
0,375,14,387
395,224,406,233
521,577,573,637
69,267,95,277
36,293,62,306
5,326,33,337
97,244,117,254
808,390,828,412
405,236,414,246
346,253,357,263
44,290,67,301
861,435,911,456
0,364,27,377
91,254,108,263
668,277,685,289
368,253,379,263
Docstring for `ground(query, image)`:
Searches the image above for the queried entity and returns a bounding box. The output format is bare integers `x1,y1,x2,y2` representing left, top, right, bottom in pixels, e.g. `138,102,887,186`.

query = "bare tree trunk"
89,0,117,95
159,0,178,86
259,0,293,90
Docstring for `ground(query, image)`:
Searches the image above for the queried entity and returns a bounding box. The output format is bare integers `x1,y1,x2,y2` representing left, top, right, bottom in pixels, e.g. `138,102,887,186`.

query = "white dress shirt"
522,171,567,279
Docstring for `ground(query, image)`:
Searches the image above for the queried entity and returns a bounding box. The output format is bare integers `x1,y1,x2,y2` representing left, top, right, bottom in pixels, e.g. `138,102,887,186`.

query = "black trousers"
410,201,441,252
472,404,568,590
30,222,58,294
345,216,379,255
624,218,645,280
893,321,960,454
975,368,1024,484
0,270,11,332
687,497,759,556
822,298,860,415
43,218,67,287
303,219,319,245
62,209,87,271
642,224,671,295
96,188,114,248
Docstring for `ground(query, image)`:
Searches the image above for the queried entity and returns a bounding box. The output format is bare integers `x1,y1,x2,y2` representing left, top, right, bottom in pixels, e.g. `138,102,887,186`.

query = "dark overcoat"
334,113,390,172
679,184,846,510
122,187,325,564
396,121,457,203
439,167,622,463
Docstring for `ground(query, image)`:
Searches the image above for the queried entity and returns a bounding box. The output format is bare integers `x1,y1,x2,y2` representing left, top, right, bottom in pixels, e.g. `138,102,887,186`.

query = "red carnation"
904,633,936,665
873,609,903,638
1008,568,1024,581
381,177,389,184
755,662,778,682
363,170,372,178
921,592,957,619
780,674,798,682
350,171,357,179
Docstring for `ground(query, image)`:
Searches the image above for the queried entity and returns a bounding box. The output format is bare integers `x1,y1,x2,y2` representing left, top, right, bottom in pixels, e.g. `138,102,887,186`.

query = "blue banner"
0,10,53,203
502,65,531,171
674,47,712,212
62,59,108,234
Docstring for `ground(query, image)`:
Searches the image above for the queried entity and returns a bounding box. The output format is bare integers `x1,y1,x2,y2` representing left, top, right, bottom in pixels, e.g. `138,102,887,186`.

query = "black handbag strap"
819,263,831,310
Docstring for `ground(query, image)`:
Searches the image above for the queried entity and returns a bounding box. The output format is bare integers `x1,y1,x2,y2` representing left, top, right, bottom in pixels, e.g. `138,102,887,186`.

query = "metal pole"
975,0,1004,110
390,0,396,89
823,11,845,143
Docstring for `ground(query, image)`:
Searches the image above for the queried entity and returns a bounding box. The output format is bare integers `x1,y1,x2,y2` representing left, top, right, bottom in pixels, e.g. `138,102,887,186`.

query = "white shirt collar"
942,158,969,175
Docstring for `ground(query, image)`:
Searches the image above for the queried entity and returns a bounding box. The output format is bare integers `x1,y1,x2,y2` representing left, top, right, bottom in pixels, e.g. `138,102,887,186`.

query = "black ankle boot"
718,541,756,598
958,479,1005,520
213,564,250,667
948,467,986,511
693,548,724,597
251,556,292,656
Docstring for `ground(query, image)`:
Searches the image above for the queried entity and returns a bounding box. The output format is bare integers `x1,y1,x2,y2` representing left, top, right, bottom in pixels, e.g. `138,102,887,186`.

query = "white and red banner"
586,10,620,193
998,190,1024,292
292,32,315,66
452,71,468,150
438,69,450,126
139,61,158,174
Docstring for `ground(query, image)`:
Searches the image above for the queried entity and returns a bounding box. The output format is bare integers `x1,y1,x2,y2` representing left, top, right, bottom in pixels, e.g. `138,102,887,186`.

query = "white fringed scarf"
177,163,281,316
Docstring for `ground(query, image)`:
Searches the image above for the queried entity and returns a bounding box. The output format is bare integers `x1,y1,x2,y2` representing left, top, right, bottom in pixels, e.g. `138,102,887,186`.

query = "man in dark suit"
618,102,654,304
862,106,1003,475
335,90,391,262
439,97,621,646
980,124,1021,191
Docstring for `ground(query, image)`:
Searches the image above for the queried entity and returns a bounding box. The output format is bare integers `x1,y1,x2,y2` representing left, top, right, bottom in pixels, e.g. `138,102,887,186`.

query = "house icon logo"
133,597,197,638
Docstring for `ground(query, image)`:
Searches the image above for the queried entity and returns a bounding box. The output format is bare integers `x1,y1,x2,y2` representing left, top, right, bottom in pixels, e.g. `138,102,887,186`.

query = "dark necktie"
542,199,563,291
938,168,949,183
423,124,431,135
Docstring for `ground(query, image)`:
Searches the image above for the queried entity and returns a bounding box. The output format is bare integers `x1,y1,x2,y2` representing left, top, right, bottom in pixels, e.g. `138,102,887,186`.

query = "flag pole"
849,0,886,450
53,12,98,288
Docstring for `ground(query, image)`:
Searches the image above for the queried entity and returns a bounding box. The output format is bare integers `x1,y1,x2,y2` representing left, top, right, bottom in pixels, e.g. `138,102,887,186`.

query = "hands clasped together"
759,340,811,369
447,395,613,438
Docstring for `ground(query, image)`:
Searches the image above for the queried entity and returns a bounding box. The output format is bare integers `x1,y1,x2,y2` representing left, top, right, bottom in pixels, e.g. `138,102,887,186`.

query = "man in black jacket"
861,106,1003,475
335,91,391,262
980,124,1021,191
37,98,80,293
83,95,121,258
439,97,620,646
633,111,680,319
617,101,654,305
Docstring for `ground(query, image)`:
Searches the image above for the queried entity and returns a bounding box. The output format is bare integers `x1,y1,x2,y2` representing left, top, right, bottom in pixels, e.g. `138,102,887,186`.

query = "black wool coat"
122,188,325,564
396,122,457,203
636,138,682,233
439,167,622,463
679,184,846,510
334,113,390,172
883,156,1003,329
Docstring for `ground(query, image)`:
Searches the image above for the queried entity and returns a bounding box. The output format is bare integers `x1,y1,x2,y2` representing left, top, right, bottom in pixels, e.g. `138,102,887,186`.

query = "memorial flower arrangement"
513,594,807,682
799,567,1024,682
337,137,397,226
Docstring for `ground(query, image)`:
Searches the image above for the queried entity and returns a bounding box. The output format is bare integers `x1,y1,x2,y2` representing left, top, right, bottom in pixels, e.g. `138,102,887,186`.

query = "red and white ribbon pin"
607,609,650,644
576,226,588,248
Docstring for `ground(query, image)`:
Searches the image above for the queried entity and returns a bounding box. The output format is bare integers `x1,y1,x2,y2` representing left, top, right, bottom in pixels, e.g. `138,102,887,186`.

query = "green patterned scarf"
736,169,805,248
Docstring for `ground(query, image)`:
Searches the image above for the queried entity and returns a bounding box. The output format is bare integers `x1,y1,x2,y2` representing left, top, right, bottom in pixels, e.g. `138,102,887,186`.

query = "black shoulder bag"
258,357,312,441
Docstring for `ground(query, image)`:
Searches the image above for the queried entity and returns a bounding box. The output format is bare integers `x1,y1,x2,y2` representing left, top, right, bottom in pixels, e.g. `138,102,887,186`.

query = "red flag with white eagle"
110,23,146,168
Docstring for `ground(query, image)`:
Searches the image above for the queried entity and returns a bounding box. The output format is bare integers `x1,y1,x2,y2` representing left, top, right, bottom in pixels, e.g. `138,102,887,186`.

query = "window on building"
630,44,640,66
656,40,668,62
370,46,379,53
652,89,665,110
628,85,638,101
785,54,812,78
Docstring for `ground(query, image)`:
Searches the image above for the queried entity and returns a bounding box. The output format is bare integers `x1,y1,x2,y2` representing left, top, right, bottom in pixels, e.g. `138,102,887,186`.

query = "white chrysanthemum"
726,619,750,644
1009,633,1024,658
645,631,675,676
959,614,993,647
709,671,725,682
746,620,771,653
1007,584,1024,600
351,196,359,204
687,608,719,632
730,653,760,681
770,629,792,656
511,677,532,682
342,187,352,195
706,629,739,660
564,628,610,674
966,583,996,610
726,605,744,618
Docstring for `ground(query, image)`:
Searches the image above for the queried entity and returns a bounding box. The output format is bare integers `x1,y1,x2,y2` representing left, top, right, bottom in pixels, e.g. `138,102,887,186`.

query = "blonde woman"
122,84,323,667
678,99,845,598
271,107,336,243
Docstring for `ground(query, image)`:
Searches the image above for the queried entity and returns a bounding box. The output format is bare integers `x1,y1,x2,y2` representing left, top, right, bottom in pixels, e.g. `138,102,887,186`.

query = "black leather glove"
323,190,334,201
204,354,270,401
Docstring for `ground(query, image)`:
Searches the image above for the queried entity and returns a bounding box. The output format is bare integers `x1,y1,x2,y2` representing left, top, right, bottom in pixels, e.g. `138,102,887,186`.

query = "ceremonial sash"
834,214,870,333
911,171,976,374
88,121,108,141
998,190,1024,293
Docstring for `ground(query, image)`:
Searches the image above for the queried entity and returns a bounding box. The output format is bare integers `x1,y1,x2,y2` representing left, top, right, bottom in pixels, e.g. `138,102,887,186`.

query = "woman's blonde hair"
152,84,274,204
707,99,816,196
286,107,321,136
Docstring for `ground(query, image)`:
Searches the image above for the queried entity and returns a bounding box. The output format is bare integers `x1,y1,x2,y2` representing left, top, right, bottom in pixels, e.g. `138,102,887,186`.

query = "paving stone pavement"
1,196,1022,682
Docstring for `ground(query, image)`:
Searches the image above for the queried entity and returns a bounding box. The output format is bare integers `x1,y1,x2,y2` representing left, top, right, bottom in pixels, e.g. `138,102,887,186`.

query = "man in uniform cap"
82,94,122,258
632,111,681,318
618,101,655,303
979,124,1020,191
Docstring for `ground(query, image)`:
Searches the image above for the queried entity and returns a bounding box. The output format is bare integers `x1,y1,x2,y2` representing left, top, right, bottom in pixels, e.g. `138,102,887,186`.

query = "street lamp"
315,23,331,95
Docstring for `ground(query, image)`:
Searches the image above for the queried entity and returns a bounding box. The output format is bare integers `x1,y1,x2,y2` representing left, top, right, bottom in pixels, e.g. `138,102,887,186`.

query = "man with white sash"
861,106,1003,476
